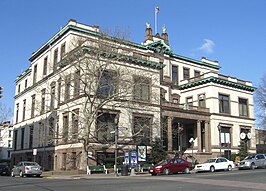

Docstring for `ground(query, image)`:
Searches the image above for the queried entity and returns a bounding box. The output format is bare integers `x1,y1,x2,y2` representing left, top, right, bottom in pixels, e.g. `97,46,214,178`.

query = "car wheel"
250,163,255,170
163,168,169,175
210,166,215,173
184,167,190,174
19,171,24,178
36,174,41,177
227,165,232,171
11,171,15,177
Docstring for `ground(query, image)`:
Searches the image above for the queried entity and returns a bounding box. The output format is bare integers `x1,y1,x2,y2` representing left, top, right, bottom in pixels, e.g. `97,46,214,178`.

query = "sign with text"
124,152,129,164
130,150,137,167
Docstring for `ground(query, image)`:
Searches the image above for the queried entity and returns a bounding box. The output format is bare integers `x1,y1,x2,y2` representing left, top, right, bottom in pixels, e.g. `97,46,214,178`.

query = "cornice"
15,69,31,83
179,76,256,92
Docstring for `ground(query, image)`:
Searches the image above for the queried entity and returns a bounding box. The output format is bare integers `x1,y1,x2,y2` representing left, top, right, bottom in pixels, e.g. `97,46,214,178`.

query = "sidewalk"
42,170,151,179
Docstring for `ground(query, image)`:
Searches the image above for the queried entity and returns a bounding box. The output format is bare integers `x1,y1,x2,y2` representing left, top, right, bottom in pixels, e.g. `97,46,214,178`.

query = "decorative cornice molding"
179,76,256,92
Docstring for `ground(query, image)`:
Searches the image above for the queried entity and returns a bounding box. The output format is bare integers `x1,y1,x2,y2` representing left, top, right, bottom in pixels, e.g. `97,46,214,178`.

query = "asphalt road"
1,169,266,191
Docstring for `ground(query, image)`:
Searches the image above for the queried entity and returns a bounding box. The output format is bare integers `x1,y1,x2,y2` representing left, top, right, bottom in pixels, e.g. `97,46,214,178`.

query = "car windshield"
204,159,216,163
244,155,255,160
24,162,39,166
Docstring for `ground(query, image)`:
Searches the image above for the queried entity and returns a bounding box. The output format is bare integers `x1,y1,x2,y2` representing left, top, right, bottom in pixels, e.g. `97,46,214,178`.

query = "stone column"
205,121,210,152
167,117,173,152
197,120,202,152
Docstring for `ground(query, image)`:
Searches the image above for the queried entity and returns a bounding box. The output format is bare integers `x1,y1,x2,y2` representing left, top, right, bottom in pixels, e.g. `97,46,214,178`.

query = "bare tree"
255,74,266,129
0,102,12,124
30,28,161,170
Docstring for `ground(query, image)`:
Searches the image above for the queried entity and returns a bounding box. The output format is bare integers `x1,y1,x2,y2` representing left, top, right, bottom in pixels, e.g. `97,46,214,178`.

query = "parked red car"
149,158,192,175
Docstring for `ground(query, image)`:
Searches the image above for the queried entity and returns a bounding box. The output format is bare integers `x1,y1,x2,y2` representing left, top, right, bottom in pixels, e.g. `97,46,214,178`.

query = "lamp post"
113,115,119,177
217,124,222,156
189,138,195,165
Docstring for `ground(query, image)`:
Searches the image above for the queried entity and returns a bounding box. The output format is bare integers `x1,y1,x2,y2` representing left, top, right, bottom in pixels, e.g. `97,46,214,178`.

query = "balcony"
162,101,210,113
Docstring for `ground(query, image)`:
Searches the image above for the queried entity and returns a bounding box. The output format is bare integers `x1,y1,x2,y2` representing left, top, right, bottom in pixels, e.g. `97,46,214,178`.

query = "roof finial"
146,22,151,29
162,25,166,33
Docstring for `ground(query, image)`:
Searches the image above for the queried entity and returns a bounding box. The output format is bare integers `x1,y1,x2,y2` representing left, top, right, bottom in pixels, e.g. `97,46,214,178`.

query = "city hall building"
12,20,256,171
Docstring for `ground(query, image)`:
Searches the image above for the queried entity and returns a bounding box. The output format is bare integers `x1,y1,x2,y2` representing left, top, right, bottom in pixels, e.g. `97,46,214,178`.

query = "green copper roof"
15,69,31,83
146,40,174,55
179,76,256,92
30,21,221,71
62,46,165,70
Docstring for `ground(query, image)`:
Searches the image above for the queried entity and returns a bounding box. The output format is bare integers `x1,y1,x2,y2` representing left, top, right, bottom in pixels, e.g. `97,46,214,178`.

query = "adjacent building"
12,20,256,171
0,121,13,162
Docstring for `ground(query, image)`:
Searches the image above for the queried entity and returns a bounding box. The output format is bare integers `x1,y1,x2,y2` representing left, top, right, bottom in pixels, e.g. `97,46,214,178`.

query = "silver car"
11,161,42,177
238,154,266,170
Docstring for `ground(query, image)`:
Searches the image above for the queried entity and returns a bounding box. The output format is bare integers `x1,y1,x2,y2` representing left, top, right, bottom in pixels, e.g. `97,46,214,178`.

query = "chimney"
145,22,153,41
161,26,169,45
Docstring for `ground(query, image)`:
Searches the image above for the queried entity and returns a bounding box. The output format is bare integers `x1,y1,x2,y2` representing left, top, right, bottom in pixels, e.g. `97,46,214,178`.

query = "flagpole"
155,7,157,34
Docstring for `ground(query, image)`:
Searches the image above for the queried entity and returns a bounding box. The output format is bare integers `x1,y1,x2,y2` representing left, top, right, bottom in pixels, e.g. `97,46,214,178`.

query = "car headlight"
155,166,163,169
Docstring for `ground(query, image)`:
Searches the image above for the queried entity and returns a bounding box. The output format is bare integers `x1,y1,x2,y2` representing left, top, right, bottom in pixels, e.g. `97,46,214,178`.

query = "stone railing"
162,101,210,113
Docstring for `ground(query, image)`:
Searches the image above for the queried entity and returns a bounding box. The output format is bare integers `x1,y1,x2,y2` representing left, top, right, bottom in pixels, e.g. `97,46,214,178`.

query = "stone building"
0,121,13,162
12,19,256,171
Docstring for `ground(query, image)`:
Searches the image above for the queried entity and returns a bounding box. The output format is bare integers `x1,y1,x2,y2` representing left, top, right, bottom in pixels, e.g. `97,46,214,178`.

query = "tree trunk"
79,147,88,171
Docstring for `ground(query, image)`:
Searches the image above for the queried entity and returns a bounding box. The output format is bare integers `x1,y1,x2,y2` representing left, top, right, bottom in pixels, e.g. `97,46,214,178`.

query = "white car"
195,157,235,173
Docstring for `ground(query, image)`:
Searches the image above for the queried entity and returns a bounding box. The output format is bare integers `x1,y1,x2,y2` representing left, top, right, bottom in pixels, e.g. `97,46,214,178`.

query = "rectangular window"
48,118,54,146
57,78,61,106
65,75,71,101
134,76,150,101
50,83,56,110
72,109,79,140
8,140,11,148
29,125,33,149
25,79,28,89
221,127,231,147
9,130,12,138
239,98,248,117
97,70,116,97
172,65,178,85
16,103,19,124
14,130,18,150
63,113,69,144
53,48,58,70
43,57,48,76
18,84,21,94
219,94,230,114
183,67,190,80
186,97,193,106
61,43,66,58
198,94,205,108
96,113,116,143
74,70,80,97
21,128,25,149
22,99,26,121
39,122,44,147
132,116,152,145
31,94,36,118
33,64,37,84
194,70,200,77
41,89,46,114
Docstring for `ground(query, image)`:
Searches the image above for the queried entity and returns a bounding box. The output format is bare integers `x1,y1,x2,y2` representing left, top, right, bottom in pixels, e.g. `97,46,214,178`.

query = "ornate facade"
12,20,255,171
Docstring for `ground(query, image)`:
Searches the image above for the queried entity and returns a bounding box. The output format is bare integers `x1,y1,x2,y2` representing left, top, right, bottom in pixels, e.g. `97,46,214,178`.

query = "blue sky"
0,0,265,121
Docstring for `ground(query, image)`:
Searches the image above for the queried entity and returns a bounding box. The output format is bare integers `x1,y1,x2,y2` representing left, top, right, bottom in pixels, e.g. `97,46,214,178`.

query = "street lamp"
112,115,119,177
189,137,195,165
217,124,222,156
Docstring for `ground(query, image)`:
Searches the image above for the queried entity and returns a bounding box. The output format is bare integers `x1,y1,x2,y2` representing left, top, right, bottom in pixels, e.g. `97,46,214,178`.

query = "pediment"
146,40,173,55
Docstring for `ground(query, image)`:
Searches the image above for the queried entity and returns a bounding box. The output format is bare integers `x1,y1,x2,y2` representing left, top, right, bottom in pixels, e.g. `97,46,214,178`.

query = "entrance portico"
162,102,211,161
